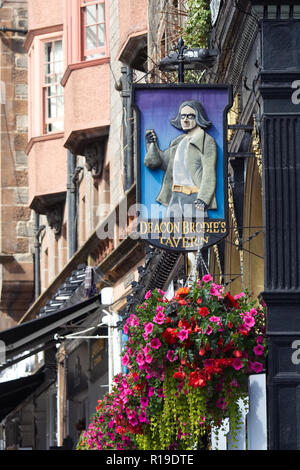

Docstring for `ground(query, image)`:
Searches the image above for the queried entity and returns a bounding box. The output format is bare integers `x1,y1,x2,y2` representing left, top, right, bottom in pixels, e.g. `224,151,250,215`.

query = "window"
81,0,107,59
43,39,64,133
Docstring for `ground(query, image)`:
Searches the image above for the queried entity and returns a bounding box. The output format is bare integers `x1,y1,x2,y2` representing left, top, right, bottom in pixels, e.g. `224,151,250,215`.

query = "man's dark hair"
171,100,212,130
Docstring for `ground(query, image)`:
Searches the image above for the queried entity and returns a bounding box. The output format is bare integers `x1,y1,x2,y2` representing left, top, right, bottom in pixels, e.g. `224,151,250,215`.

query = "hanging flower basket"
77,275,267,450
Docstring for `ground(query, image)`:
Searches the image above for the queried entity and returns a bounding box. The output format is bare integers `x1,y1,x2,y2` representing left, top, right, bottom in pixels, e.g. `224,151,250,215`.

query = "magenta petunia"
216,397,227,409
121,353,130,366
140,397,149,408
243,315,255,328
209,316,221,323
144,322,154,335
206,325,213,335
150,337,161,349
127,314,139,327
139,411,147,423
253,344,264,356
232,358,243,370
153,311,165,325
144,290,152,300
178,329,189,341
249,361,264,373
166,350,178,362
145,354,153,364
202,274,213,283
136,351,145,366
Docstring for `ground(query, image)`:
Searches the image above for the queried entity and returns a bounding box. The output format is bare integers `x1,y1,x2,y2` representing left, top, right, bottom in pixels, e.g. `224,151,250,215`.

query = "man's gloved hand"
145,129,157,143
194,199,207,210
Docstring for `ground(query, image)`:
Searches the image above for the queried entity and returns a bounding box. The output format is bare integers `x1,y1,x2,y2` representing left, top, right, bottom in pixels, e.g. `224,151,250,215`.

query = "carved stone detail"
81,141,105,178
45,204,64,235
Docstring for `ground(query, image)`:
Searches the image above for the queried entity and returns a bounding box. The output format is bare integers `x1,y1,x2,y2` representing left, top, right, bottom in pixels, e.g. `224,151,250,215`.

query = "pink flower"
206,325,213,335
166,350,178,362
243,317,255,329
230,379,240,388
136,352,145,366
127,314,139,327
148,387,155,397
250,308,258,316
253,344,264,356
140,397,149,408
178,329,189,341
157,288,166,296
144,290,152,300
202,274,213,283
209,316,221,323
123,324,128,335
129,417,138,427
249,361,264,373
257,335,264,344
139,411,147,423
156,305,164,313
232,358,243,370
216,397,227,409
145,354,153,364
153,312,165,325
143,345,151,355
234,292,246,299
150,338,161,349
144,322,154,335
121,353,130,366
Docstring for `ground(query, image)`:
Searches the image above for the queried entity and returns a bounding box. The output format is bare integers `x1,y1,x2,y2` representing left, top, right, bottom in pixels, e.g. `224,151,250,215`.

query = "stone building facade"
0,1,34,331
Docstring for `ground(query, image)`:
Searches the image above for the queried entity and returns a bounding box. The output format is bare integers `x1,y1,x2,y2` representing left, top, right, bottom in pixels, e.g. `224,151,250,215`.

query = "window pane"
86,4,96,25
54,40,63,61
97,3,105,23
45,42,53,63
97,23,105,47
48,97,57,118
55,60,64,78
50,121,63,132
86,25,96,50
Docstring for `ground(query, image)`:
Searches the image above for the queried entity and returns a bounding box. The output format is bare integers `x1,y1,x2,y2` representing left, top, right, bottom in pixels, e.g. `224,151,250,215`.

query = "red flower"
196,298,202,304
197,307,210,317
227,321,233,329
178,299,187,306
233,350,243,358
178,319,191,331
199,347,206,356
224,293,239,309
188,369,207,388
162,328,178,345
173,370,186,381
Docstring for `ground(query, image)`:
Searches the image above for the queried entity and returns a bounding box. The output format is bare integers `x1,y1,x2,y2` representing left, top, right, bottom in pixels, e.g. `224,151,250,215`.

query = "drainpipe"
116,65,134,192
34,212,45,300
67,151,77,259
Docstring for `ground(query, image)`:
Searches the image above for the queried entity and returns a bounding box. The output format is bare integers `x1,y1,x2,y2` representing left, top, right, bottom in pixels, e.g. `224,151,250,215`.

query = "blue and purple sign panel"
133,84,232,252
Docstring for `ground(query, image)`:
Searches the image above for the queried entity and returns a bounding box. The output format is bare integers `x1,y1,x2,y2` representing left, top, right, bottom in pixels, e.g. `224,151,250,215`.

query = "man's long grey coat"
144,128,217,209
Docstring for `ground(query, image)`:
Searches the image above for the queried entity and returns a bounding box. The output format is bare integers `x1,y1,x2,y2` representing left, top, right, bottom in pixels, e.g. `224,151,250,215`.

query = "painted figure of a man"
144,100,217,218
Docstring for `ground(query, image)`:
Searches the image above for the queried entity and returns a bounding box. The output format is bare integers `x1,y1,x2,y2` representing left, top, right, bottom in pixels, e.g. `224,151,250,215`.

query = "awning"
0,294,104,370
0,371,45,422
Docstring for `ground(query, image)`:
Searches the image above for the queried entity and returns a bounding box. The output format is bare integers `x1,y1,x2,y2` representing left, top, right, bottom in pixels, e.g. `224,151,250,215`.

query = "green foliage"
183,0,211,49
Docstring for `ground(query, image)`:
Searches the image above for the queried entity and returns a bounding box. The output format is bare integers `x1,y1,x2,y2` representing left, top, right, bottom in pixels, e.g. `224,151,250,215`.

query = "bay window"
81,0,107,60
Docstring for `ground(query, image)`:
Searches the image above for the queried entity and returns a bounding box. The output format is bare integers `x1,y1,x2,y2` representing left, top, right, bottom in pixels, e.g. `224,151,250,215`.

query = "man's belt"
172,184,198,195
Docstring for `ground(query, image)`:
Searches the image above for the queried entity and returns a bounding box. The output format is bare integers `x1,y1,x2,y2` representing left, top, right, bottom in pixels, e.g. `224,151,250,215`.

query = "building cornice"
25,24,63,51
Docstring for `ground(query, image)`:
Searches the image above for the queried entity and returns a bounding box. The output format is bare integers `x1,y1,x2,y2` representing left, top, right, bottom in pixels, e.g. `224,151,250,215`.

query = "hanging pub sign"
133,84,232,252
